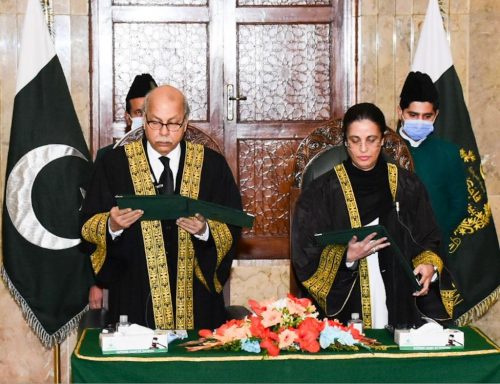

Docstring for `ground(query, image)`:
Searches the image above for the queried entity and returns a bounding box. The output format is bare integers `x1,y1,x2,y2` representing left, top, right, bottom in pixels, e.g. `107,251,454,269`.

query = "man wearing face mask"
398,71,467,252
88,73,158,310
94,73,158,162
124,73,159,132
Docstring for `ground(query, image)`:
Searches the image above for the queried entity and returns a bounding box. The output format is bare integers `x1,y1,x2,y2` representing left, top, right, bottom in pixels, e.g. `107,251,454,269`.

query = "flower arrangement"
181,294,380,356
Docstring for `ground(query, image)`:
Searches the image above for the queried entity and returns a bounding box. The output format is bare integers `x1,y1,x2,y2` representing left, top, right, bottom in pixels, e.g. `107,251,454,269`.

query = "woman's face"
345,119,384,171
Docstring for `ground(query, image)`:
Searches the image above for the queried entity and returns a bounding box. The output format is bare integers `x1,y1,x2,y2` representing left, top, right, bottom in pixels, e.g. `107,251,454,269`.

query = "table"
72,326,500,383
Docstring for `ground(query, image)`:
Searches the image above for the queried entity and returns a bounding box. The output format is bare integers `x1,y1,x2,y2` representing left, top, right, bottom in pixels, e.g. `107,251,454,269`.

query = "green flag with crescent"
1,0,93,347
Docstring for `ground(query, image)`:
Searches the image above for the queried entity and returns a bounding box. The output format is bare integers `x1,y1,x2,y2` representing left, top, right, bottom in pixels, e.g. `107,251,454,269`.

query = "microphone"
394,201,423,251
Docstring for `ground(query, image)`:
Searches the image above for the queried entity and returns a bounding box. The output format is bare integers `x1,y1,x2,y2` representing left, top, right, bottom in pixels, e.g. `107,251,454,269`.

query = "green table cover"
72,327,500,383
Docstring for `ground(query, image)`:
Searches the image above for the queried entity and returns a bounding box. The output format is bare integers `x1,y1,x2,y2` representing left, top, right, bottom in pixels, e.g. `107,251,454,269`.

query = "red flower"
299,337,320,353
287,293,313,309
260,337,280,356
248,299,266,316
297,317,322,353
215,319,242,336
327,318,348,331
249,315,266,338
298,317,323,334
347,324,363,340
199,329,213,338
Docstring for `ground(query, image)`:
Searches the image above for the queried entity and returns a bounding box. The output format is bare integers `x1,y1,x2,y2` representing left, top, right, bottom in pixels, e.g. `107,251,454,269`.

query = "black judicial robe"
81,140,242,330
292,158,446,328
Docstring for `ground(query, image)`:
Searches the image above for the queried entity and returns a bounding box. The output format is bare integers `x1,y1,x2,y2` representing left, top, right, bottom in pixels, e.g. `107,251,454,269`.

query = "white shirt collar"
146,141,181,189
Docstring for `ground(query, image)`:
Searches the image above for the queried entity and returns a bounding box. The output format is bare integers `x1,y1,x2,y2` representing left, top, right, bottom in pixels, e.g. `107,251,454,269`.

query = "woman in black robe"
292,103,451,329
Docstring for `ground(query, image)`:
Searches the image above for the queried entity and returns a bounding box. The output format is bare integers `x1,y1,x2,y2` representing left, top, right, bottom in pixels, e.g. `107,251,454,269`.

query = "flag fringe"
455,285,500,326
1,264,88,349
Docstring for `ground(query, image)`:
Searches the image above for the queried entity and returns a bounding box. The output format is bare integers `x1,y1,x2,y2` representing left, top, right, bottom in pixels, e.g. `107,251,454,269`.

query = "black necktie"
158,156,174,195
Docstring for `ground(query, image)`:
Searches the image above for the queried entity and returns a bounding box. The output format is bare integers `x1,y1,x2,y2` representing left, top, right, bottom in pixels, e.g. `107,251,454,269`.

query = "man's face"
399,101,438,122
143,89,187,156
125,97,146,128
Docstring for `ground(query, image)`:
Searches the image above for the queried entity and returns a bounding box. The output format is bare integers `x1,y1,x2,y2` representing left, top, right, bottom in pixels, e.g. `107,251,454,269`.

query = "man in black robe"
292,103,450,329
81,85,242,330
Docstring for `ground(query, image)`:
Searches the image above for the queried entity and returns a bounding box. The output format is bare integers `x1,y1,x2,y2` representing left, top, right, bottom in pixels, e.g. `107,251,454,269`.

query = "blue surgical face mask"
402,119,434,141
130,116,144,130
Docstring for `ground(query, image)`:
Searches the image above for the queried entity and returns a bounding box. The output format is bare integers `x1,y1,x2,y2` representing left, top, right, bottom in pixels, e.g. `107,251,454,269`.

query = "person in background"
124,73,158,132
94,73,158,162
292,103,450,330
82,85,242,330
398,71,467,252
88,73,158,310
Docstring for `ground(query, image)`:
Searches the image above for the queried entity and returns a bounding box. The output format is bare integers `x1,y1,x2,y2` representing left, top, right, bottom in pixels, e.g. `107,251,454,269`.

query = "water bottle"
116,314,131,333
347,312,363,333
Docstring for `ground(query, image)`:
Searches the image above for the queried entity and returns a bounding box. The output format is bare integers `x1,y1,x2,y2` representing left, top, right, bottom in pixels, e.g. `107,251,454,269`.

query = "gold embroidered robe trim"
412,250,444,274
388,163,397,201
124,140,229,329
81,212,109,274
125,140,174,329
208,219,233,293
334,163,399,329
303,245,346,313
192,220,233,294
176,141,204,329
334,164,371,328
193,260,210,291
412,249,454,318
334,164,362,228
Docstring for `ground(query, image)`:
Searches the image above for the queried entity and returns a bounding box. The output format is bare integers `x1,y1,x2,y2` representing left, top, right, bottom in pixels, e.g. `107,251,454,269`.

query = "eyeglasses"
145,114,186,132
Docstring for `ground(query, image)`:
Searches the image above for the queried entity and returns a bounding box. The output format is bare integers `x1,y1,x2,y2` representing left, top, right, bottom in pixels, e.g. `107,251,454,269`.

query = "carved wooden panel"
383,129,414,171
293,119,343,187
238,24,331,122
113,23,208,123
239,139,301,237
184,125,223,154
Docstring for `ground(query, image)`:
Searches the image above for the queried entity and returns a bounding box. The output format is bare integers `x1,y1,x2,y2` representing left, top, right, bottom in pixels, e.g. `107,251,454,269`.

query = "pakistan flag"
1,0,93,347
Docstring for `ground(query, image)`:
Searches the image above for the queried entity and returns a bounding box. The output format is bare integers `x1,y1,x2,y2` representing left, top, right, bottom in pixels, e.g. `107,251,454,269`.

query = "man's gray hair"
183,100,191,119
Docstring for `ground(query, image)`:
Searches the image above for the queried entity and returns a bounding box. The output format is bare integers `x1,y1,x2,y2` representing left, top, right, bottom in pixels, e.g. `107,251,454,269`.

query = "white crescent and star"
6,144,88,250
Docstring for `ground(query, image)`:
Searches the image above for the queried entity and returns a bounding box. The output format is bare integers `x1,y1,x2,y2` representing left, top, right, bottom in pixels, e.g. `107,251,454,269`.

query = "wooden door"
91,0,353,260
223,1,351,259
